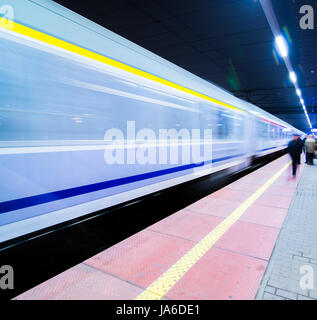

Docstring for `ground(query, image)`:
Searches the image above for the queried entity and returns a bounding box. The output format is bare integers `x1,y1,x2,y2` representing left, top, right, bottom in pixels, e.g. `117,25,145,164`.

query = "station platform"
13,154,317,300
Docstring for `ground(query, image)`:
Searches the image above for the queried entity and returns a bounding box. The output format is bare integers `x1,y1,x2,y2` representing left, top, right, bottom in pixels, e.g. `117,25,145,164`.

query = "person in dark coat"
288,134,303,176
298,136,303,164
302,135,308,163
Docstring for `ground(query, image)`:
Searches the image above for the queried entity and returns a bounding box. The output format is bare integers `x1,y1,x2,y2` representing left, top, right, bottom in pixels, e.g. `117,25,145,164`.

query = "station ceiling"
54,0,317,133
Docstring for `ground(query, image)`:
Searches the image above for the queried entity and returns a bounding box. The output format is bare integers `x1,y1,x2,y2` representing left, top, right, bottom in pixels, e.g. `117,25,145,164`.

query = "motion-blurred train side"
0,0,303,243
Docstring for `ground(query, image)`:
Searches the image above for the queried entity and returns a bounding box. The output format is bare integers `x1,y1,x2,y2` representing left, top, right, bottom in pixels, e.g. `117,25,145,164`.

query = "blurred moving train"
0,0,303,243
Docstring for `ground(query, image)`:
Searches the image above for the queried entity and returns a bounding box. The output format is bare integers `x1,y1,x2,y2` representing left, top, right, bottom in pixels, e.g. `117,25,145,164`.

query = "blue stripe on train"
0,153,247,214
0,144,286,215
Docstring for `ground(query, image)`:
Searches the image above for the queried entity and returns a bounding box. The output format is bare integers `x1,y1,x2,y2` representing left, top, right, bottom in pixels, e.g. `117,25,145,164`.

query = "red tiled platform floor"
14,155,304,300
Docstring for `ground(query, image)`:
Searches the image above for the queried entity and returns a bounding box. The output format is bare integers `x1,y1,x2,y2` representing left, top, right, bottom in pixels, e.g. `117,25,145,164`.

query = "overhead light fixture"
296,89,301,96
275,35,288,58
300,98,304,105
289,71,297,83
261,1,311,132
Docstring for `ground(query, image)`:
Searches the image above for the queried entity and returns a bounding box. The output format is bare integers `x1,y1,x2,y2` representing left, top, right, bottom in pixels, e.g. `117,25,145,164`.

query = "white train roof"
9,0,303,134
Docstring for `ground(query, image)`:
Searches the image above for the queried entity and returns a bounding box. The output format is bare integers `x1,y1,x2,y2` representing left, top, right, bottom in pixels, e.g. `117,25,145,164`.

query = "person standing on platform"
288,134,302,176
305,135,316,165
298,136,303,164
303,135,308,163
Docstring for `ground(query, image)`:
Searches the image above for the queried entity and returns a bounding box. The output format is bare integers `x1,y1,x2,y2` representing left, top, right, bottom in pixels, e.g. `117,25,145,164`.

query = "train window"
231,116,244,139
266,123,270,139
214,111,229,139
257,120,269,139
270,125,277,139
214,111,244,140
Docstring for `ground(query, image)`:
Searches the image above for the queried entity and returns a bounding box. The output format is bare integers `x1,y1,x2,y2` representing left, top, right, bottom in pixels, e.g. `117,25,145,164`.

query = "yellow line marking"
0,19,243,112
136,160,291,300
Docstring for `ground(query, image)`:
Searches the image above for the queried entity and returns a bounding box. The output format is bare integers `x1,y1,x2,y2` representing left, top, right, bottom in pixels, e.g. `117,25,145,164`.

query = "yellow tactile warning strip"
136,160,292,300
0,19,243,112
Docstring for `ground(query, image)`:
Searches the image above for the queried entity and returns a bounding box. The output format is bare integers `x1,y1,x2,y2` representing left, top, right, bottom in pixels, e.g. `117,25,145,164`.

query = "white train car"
0,0,303,243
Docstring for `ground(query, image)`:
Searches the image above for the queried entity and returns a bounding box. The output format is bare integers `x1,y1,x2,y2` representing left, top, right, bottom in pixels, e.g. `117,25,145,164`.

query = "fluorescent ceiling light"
289,71,297,83
296,89,301,96
275,35,288,58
